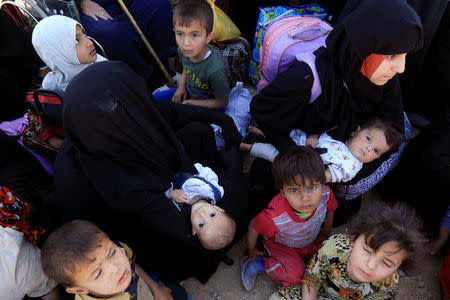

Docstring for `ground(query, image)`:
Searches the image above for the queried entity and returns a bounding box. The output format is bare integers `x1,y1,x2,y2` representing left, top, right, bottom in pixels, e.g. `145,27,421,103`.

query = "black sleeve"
250,60,314,150
153,99,241,148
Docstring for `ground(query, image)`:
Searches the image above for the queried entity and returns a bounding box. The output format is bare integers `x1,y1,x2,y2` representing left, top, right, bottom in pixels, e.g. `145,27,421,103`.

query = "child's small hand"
168,189,190,203
306,134,320,148
242,248,264,264
172,87,187,104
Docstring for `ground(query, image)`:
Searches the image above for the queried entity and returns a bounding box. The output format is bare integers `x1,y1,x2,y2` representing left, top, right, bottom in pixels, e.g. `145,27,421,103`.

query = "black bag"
25,89,63,129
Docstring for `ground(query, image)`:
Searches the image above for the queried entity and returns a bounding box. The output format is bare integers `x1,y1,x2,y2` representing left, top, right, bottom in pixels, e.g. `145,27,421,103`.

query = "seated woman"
248,0,423,211
45,60,248,283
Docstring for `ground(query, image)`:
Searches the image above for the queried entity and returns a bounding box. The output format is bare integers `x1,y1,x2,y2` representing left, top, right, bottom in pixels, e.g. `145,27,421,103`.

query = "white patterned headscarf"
32,15,107,95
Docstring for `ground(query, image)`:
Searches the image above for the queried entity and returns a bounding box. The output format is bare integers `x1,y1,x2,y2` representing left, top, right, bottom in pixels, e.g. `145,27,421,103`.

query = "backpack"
25,89,64,137
249,4,328,86
257,16,333,93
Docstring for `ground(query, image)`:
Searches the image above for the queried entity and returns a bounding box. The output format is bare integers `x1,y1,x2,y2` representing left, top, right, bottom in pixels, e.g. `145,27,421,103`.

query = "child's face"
174,20,214,63
190,201,225,235
75,25,97,64
346,127,390,163
369,53,406,86
347,235,407,283
66,235,132,297
280,177,323,214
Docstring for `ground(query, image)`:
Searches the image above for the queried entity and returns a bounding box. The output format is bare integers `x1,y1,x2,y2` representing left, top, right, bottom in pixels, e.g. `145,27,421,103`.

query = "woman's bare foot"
247,126,265,138
240,142,253,152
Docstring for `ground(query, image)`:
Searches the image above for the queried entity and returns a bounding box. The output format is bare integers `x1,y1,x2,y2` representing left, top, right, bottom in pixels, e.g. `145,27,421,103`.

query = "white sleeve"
16,238,58,297
250,143,280,162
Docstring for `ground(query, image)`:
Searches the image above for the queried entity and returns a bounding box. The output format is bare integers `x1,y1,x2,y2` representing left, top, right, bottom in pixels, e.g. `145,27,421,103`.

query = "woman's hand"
80,0,113,21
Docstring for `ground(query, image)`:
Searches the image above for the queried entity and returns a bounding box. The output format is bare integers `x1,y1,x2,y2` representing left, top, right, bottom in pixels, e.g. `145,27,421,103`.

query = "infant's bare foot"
248,126,265,138
240,142,252,152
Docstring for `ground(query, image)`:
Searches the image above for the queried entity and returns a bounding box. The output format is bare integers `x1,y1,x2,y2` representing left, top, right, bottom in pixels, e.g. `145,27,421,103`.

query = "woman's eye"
95,270,102,279
198,222,204,228
109,249,116,258
210,212,217,217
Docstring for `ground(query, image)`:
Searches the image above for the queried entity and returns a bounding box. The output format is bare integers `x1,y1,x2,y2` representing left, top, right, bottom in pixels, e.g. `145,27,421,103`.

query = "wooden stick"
116,0,172,83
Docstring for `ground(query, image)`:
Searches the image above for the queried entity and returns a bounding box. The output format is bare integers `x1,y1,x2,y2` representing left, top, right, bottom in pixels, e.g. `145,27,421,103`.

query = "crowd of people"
0,0,448,299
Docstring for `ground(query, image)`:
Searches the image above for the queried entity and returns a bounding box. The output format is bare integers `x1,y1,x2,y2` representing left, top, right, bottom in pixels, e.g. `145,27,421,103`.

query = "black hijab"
63,60,196,204
312,0,423,138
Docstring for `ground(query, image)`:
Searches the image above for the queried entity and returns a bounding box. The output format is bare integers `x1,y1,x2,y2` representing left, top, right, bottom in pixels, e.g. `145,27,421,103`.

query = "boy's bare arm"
135,264,173,300
243,220,264,263
172,71,187,104
315,211,334,245
183,96,228,109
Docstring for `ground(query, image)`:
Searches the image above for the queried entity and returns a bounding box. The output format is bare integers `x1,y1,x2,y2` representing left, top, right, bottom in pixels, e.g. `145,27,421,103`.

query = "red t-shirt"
253,185,338,248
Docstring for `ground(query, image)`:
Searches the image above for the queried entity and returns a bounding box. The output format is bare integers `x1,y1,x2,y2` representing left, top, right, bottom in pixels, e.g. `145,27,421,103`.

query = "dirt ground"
182,84,445,299
182,189,445,300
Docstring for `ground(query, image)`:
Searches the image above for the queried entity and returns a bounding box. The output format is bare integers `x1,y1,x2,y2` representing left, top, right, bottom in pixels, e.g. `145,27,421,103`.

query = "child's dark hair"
347,200,427,275
360,116,405,152
173,0,214,34
40,219,107,286
272,146,326,189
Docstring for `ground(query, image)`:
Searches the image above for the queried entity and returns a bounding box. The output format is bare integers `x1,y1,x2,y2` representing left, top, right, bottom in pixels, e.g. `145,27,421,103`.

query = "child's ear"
207,31,214,43
66,287,89,295
192,227,197,236
280,189,287,198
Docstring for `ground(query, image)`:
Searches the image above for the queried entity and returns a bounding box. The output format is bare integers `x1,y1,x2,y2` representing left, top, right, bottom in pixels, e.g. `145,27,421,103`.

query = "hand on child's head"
66,235,132,297
347,234,407,284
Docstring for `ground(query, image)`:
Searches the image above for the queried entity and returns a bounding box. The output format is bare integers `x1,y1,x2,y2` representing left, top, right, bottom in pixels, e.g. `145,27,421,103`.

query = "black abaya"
47,61,246,282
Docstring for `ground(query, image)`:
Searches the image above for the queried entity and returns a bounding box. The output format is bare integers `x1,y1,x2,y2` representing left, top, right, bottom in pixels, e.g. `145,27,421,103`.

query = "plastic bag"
207,0,241,42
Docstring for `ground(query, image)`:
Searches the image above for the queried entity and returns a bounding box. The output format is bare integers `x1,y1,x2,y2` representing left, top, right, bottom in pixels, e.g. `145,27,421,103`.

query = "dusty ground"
182,83,445,299
182,190,445,300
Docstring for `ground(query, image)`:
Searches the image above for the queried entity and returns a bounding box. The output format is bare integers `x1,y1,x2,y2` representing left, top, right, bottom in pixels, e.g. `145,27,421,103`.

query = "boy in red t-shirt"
241,146,338,290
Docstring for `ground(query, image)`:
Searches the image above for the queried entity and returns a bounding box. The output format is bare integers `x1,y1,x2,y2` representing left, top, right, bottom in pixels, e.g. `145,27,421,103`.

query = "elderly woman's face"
370,53,407,86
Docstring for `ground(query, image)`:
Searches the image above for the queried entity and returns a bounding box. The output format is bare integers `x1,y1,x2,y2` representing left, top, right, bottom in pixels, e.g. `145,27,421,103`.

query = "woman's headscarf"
32,15,107,95
312,0,423,138
63,60,196,207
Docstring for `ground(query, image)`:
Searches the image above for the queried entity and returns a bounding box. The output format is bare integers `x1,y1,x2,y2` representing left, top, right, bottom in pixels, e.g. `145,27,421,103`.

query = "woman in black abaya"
45,60,247,282
248,0,423,220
